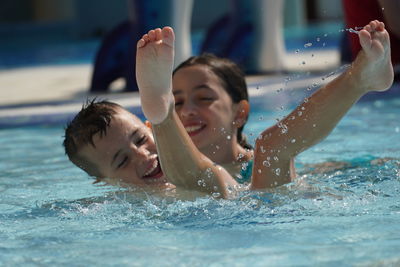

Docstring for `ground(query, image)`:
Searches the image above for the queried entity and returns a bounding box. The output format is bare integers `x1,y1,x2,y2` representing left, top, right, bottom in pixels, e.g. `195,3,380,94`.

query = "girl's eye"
118,156,128,169
174,101,183,107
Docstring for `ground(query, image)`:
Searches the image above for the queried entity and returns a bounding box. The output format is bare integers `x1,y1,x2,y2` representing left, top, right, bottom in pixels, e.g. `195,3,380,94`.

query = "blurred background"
0,0,342,40
0,0,343,69
1,0,388,106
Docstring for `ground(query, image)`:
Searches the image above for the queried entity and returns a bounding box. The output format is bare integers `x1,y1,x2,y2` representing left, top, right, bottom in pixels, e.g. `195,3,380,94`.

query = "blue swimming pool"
1,84,399,265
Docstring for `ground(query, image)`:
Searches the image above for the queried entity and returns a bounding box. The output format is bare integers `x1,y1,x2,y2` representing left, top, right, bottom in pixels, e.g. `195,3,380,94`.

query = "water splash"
345,27,364,34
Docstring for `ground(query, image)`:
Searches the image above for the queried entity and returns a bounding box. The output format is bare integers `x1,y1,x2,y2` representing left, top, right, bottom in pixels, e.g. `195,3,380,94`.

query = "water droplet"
273,156,279,161
278,122,288,134
313,124,316,127
326,71,336,78
382,7,385,11
347,28,359,34
258,169,262,174
304,42,312,48
316,37,320,42
295,49,300,53
322,42,326,47
197,179,205,186
324,33,328,37
263,160,271,167
226,135,231,140
212,192,221,198
275,168,281,176
291,139,296,143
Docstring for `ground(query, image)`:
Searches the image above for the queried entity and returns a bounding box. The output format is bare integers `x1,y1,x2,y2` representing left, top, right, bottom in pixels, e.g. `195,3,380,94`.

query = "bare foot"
352,20,394,93
136,27,175,124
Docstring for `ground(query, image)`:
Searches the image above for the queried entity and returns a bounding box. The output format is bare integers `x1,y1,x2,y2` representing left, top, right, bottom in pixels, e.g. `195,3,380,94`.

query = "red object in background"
342,0,400,65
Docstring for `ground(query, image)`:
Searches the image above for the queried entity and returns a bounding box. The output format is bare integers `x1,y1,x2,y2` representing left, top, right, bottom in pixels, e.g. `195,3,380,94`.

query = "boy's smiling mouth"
142,156,164,180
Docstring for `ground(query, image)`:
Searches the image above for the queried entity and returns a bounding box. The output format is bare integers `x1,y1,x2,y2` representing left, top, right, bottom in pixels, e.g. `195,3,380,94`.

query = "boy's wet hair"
63,99,123,178
173,53,252,149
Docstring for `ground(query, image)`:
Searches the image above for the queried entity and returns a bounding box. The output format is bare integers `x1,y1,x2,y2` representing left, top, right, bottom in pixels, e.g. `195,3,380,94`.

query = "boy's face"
78,109,167,186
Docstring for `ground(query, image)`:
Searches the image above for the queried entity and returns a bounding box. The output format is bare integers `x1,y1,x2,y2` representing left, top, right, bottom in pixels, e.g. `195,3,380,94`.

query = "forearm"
152,103,238,198
263,63,368,159
284,67,363,155
252,20,393,190
251,68,361,189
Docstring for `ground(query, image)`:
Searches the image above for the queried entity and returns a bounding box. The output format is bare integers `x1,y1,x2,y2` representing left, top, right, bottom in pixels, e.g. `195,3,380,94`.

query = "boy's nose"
128,145,150,163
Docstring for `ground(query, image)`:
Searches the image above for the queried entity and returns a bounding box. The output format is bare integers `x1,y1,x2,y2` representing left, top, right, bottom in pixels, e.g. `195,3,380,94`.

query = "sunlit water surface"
1,94,400,266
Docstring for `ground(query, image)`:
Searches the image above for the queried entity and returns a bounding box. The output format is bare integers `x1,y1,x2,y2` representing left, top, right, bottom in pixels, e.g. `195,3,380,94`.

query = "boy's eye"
135,135,147,146
118,156,128,168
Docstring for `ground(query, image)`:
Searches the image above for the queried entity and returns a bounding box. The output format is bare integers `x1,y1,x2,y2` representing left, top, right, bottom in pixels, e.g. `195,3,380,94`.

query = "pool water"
1,90,399,266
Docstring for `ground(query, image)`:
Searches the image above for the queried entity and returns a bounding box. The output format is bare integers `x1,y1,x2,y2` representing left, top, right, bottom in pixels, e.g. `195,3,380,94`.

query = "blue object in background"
90,21,139,92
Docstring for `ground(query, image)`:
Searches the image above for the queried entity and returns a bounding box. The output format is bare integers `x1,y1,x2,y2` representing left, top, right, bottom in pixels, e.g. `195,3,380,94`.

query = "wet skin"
78,109,167,187
172,65,246,165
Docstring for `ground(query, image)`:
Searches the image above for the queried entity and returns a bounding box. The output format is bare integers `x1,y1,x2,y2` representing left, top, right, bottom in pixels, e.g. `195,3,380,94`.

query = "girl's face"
172,65,240,156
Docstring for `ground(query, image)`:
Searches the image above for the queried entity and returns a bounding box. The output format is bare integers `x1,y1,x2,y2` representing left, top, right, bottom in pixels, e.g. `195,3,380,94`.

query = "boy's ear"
145,120,152,129
234,100,249,128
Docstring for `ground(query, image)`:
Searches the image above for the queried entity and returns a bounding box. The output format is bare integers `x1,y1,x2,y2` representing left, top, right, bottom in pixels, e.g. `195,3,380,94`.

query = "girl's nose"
180,100,198,118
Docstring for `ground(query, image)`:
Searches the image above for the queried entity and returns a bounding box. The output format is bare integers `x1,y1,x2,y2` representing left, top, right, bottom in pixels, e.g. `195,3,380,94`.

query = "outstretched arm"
251,20,394,189
136,27,238,198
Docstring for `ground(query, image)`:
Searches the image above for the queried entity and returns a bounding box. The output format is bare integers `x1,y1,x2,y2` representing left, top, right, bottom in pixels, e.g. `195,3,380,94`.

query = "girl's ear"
145,120,152,129
234,100,250,128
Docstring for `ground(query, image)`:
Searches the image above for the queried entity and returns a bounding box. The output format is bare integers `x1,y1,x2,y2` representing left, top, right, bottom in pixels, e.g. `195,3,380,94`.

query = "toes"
148,30,156,41
377,21,385,31
155,28,162,40
161,26,175,46
143,34,150,43
359,29,372,51
137,38,146,48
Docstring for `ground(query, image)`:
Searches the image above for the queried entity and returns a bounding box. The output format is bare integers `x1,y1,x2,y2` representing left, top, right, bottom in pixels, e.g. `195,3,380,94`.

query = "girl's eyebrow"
110,129,138,167
173,84,213,95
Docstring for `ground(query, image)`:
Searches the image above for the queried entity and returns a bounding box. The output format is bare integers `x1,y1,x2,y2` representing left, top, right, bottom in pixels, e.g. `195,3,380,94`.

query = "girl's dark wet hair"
63,99,122,177
173,53,252,149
